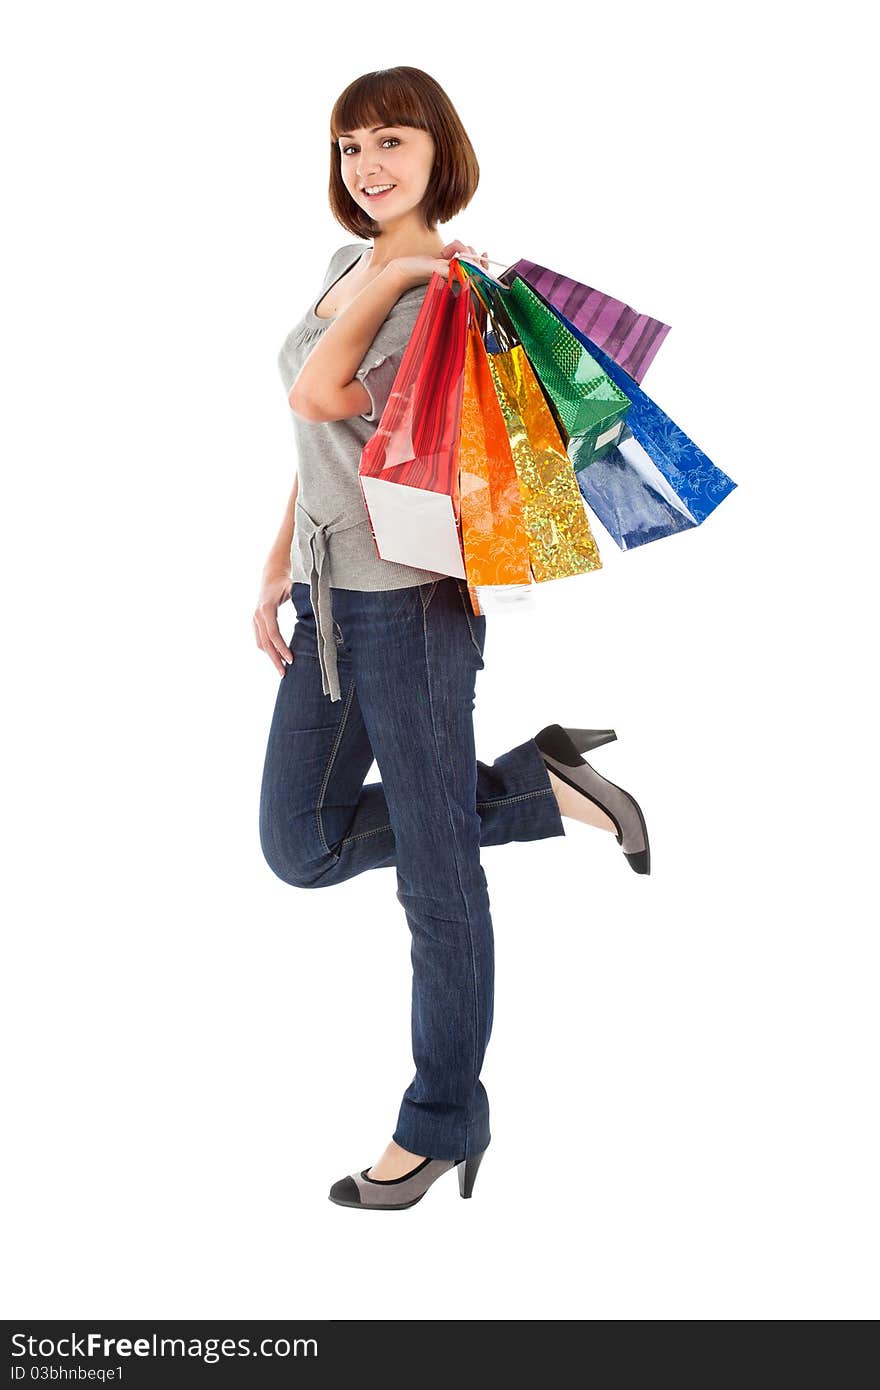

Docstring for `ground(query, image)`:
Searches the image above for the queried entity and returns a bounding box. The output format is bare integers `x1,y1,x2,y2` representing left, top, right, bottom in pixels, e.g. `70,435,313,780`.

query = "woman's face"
336,123,435,223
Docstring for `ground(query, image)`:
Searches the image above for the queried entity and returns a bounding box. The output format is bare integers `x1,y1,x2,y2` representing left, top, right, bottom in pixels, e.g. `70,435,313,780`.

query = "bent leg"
258,586,383,888
259,583,565,893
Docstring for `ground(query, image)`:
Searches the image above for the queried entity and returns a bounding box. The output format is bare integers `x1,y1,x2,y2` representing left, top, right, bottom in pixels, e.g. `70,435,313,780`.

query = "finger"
257,599,293,658
265,614,293,663
253,615,287,675
263,636,287,677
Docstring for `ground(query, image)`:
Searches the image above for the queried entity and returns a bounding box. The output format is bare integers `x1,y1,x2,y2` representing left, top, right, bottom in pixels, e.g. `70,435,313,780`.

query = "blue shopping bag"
522,299,737,549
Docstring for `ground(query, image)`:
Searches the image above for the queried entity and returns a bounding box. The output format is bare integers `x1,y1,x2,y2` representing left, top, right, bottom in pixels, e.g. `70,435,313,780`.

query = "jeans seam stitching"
457,581,484,657
315,678,356,859
340,824,390,845
475,789,555,807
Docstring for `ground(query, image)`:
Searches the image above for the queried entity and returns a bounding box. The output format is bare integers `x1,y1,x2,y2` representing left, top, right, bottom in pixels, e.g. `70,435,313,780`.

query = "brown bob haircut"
328,67,480,239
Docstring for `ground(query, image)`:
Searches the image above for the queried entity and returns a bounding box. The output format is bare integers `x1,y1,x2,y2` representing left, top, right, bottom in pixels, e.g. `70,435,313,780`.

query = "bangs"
330,73,429,143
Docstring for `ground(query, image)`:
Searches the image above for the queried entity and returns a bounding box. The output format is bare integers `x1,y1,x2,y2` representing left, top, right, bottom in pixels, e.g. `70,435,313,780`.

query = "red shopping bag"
358,258,471,577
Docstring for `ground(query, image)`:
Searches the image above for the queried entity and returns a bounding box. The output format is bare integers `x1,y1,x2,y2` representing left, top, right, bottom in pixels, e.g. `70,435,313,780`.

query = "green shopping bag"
461,261,633,464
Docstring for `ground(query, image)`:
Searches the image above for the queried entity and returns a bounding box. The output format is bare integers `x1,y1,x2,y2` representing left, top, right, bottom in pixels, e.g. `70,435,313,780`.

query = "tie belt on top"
294,500,366,702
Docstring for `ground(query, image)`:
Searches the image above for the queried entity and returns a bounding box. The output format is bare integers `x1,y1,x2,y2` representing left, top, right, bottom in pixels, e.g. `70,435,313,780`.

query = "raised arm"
289,255,448,422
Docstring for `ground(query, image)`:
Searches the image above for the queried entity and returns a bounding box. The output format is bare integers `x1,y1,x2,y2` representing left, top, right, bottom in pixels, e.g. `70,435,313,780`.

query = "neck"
364,213,443,269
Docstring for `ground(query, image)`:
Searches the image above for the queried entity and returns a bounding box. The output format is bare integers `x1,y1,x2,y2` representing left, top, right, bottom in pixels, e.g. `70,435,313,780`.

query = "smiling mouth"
362,184,396,197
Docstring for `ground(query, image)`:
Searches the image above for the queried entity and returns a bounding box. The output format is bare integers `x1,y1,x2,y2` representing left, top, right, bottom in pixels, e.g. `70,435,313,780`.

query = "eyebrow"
337,125,400,140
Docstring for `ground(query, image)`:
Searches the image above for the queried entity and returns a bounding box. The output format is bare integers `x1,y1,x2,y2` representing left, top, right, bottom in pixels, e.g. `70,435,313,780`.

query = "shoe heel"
566,726,617,754
535,725,617,760
458,1149,486,1199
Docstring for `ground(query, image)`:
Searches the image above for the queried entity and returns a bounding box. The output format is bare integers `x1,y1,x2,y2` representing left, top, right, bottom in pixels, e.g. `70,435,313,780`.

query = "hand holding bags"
358,257,601,599
359,247,734,595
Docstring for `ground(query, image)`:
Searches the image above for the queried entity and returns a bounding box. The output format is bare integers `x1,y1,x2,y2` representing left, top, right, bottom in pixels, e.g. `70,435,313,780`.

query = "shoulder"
328,241,366,273
313,242,364,292
334,241,366,262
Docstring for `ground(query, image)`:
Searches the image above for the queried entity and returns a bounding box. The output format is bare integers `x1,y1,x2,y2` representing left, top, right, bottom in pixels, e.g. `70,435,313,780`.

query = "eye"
341,136,401,156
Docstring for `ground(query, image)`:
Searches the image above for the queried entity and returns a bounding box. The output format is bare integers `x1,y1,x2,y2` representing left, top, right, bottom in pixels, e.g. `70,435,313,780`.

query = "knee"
262,855,327,890
259,819,337,890
261,847,336,890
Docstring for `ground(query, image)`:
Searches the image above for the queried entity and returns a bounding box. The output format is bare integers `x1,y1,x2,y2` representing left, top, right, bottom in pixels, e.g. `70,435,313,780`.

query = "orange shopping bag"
486,341,602,584
459,312,532,596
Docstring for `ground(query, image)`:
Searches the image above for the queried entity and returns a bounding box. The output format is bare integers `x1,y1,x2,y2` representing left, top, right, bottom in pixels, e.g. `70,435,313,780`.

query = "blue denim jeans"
259,575,566,1160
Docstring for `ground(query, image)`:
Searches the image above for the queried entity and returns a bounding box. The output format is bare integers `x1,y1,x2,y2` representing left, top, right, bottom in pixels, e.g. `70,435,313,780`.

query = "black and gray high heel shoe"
328,1148,488,1210
534,723,651,875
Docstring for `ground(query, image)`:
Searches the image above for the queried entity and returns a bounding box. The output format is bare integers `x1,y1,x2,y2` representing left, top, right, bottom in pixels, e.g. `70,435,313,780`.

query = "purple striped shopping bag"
500,258,671,384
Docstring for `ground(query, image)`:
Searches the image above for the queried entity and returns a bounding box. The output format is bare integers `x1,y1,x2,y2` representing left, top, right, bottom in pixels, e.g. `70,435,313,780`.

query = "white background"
2,0,876,1321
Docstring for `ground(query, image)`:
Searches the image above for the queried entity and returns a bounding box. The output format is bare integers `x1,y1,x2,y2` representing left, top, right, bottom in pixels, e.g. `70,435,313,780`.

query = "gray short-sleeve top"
277,242,447,701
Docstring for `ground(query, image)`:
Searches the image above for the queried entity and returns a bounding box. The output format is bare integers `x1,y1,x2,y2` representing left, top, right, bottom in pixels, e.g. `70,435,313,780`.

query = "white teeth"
364,184,394,194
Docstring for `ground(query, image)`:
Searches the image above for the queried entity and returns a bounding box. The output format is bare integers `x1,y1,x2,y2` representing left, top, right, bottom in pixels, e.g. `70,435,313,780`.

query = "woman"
256,67,650,1212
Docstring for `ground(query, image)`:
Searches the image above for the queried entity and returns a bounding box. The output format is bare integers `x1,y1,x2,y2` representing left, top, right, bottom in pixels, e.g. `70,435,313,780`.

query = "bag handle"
454,257,520,352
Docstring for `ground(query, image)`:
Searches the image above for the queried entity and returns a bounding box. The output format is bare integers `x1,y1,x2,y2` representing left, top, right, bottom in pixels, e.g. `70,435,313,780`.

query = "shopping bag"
458,260,632,465
459,310,532,591
542,299,738,537
454,263,602,590
500,257,671,385
484,339,602,584
503,275,633,454
574,424,704,550
358,258,470,577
